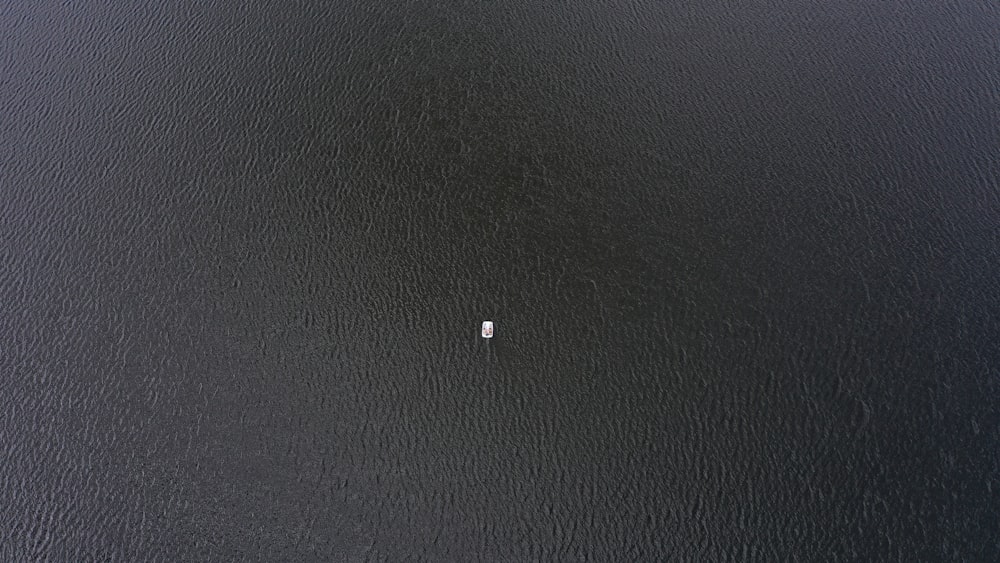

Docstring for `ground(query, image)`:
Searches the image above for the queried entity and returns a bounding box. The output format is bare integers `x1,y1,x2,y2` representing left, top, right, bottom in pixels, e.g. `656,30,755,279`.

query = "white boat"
481,321,494,338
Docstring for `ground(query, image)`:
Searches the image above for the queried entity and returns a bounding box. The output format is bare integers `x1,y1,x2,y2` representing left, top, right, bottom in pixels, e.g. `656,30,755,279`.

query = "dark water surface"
3,0,999,559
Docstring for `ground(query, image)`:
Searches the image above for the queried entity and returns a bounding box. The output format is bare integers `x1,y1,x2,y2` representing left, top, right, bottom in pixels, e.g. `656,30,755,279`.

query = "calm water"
3,0,999,559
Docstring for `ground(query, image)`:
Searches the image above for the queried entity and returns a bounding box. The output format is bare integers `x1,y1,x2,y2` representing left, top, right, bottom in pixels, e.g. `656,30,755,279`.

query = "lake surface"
2,0,999,559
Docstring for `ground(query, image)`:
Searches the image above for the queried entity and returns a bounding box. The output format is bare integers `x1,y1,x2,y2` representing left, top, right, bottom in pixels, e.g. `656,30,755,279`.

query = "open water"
2,0,999,560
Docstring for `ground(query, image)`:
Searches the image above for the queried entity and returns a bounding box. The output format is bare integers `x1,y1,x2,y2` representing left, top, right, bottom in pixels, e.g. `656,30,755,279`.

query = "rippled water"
3,1,999,559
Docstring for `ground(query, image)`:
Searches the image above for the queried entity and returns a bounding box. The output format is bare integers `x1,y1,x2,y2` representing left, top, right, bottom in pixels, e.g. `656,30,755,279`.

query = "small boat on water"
481,321,494,338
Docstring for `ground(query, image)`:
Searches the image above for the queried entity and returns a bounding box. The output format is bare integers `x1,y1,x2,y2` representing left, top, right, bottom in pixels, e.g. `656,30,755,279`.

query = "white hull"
481,321,494,338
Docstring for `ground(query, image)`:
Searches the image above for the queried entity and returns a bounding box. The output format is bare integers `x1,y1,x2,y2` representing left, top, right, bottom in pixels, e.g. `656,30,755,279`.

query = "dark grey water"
3,0,999,559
